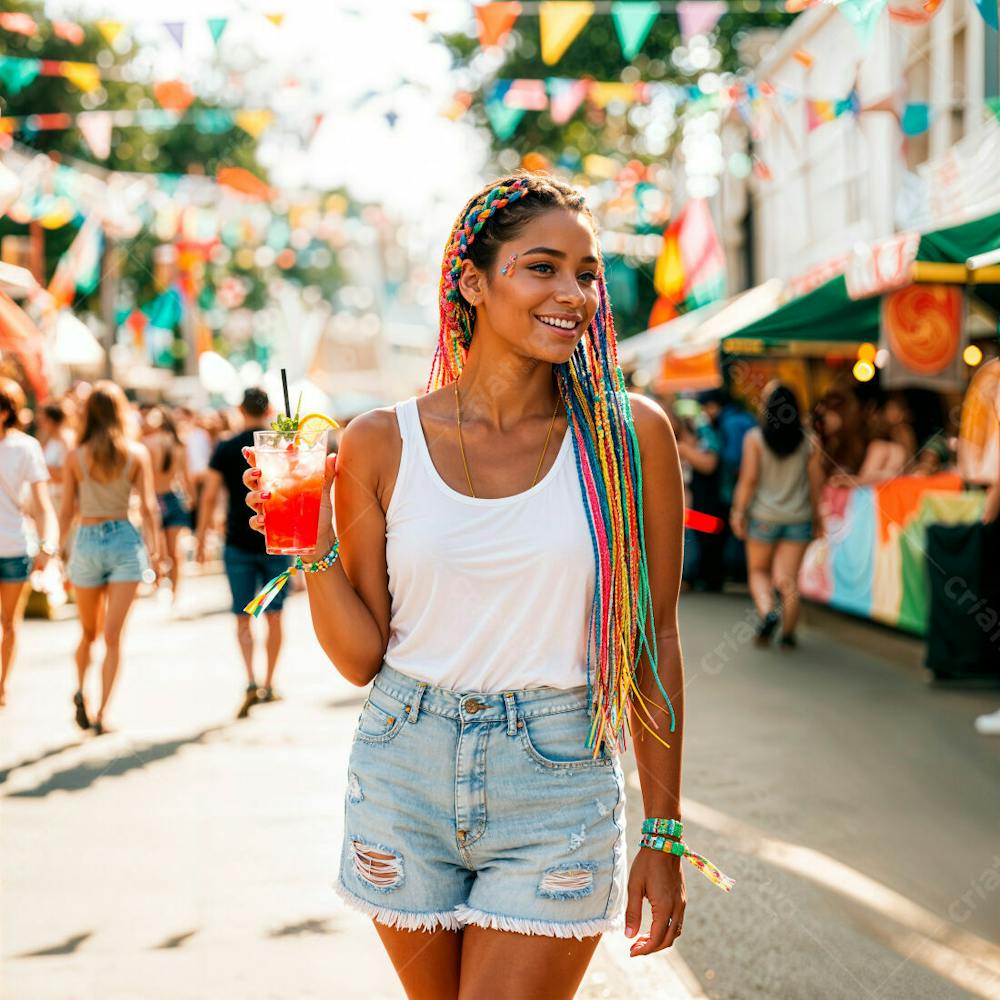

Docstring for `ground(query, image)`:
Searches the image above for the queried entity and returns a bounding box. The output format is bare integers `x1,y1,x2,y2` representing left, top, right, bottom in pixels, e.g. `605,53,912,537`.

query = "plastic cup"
253,429,329,556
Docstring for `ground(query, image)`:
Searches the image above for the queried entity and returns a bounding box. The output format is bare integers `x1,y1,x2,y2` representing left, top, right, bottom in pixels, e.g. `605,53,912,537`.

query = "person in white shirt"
0,378,58,707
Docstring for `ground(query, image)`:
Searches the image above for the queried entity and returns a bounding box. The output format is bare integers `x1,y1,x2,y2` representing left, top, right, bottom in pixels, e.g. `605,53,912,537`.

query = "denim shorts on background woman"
336,663,627,939
68,520,149,588
747,518,813,544
0,554,33,582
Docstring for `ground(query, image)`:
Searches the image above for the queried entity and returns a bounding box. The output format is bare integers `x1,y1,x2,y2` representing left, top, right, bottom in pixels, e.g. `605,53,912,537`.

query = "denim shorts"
0,554,33,582
68,521,150,587
336,664,627,939
747,517,812,544
223,545,291,615
158,491,192,530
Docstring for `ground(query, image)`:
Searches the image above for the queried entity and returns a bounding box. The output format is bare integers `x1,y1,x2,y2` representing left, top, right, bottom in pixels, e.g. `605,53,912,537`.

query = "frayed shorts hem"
335,880,621,940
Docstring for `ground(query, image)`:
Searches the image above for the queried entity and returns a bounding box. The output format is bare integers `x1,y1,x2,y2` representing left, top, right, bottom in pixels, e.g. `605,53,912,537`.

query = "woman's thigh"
373,925,462,1000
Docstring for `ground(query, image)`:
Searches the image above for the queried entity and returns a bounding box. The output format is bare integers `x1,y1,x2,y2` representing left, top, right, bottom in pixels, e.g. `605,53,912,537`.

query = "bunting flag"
96,20,125,47
154,80,195,113
265,13,285,28
806,91,858,130
77,111,113,159
217,166,273,200
888,0,943,24
901,102,931,135
676,0,726,41
208,17,229,44
163,21,186,48
589,82,642,108
475,2,522,48
793,49,814,68
547,77,588,124
0,56,41,95
49,217,103,308
61,61,101,93
233,109,274,138
52,20,85,45
485,81,526,139
539,1,593,65
503,78,548,110
837,0,889,47
611,1,658,60
0,12,38,37
972,0,999,29
653,200,726,309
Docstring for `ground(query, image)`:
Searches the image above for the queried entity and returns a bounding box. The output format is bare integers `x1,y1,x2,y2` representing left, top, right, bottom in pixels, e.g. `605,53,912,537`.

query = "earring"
500,253,518,276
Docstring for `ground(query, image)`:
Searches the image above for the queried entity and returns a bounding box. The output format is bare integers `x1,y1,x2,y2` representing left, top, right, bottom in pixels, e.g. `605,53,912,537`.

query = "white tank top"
383,395,595,691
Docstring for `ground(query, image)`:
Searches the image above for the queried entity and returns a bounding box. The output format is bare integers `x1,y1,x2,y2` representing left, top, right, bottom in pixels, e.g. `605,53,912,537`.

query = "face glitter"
500,253,518,276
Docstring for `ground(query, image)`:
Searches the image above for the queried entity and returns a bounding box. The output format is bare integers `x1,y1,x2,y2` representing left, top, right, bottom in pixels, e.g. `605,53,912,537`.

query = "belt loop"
503,692,518,737
407,681,427,723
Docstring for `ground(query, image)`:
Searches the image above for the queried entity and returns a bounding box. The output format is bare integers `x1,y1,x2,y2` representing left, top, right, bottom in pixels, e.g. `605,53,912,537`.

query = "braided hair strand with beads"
428,172,676,756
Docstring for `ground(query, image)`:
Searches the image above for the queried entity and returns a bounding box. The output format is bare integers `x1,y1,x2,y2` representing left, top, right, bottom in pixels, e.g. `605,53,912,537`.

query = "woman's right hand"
241,446,340,560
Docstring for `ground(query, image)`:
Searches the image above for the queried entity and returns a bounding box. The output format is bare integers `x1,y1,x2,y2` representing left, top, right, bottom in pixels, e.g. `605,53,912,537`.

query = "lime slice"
294,413,339,447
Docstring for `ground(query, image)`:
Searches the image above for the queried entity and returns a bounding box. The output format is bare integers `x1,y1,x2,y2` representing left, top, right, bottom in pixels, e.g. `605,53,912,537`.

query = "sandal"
91,719,112,736
779,633,798,650
754,609,780,647
73,690,90,731
237,683,259,719
257,687,281,704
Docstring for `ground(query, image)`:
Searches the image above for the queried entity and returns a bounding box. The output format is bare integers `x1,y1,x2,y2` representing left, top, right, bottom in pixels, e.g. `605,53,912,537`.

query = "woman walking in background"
145,407,194,608
0,378,58,707
731,383,824,648
59,382,163,734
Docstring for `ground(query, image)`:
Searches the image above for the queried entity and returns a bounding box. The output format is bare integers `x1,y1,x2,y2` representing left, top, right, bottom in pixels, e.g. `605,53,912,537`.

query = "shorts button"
464,698,486,714
456,830,467,842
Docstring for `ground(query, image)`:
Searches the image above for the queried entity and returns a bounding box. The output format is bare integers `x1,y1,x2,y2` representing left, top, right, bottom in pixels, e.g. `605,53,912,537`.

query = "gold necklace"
454,382,560,499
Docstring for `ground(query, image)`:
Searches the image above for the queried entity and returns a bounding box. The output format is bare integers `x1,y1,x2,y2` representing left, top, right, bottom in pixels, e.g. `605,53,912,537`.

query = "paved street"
2,576,999,999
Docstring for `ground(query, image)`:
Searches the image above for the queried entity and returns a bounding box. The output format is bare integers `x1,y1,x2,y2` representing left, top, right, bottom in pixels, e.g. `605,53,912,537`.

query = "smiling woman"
241,171,707,999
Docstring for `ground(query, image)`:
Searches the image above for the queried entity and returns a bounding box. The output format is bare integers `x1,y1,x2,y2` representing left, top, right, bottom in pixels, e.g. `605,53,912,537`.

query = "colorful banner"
881,283,964,390
836,0,889,48
0,56,40,94
888,0,943,24
800,478,981,636
539,1,593,65
475,2,522,48
611,1,658,60
652,199,726,311
0,12,38,37
77,112,113,159
208,18,228,44
901,102,931,135
676,0,726,41
49,216,103,308
485,81,526,139
547,77,588,124
844,231,919,300
972,0,999,30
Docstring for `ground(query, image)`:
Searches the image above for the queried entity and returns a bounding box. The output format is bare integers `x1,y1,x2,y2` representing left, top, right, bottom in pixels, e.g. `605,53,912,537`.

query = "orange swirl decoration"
889,0,943,26
883,284,961,376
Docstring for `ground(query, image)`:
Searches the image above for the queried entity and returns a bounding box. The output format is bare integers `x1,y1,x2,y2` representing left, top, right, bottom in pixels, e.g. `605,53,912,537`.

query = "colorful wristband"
243,538,341,618
639,831,735,892
642,817,683,839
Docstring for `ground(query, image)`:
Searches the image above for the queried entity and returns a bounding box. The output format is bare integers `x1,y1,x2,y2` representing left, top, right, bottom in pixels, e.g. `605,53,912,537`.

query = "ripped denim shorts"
336,663,627,940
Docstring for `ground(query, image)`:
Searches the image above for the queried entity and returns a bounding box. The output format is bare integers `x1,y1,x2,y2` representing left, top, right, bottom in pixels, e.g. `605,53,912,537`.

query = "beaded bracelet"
639,830,735,892
642,817,683,839
244,538,341,618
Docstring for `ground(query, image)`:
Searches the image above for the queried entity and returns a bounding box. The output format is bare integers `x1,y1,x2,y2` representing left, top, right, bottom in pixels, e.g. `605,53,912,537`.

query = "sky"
50,1,491,233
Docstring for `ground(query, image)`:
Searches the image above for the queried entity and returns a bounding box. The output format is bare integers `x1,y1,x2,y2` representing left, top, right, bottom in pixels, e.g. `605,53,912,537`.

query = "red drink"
254,430,329,556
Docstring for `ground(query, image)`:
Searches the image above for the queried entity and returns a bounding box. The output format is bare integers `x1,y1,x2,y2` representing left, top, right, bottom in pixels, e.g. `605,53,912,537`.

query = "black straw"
280,368,291,420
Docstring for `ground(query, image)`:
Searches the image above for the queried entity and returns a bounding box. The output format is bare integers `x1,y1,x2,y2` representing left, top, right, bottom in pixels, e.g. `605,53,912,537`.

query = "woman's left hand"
624,849,687,956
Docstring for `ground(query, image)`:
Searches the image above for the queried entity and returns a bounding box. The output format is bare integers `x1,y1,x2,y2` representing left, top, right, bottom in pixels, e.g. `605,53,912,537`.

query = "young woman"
59,382,163,734
0,378,58,707
730,383,825,648
144,407,194,605
242,175,733,999
36,399,76,514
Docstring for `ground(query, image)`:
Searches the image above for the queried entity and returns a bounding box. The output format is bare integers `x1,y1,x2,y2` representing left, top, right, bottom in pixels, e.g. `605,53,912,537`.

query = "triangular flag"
503,79,548,111
972,0,999,30
611,1,658,61
793,49,814,68
163,22,185,48
539,2,593,65
52,20,85,45
676,1,726,41
547,78,588,124
485,82,525,139
154,80,195,113
410,11,431,24
61,61,101,94
78,111,112,159
475,3,522,49
96,20,124,47
901,102,931,135
217,167,273,200
208,18,228,44
265,13,285,28
0,56,41,95
233,110,274,139
837,0,889,48
589,82,639,109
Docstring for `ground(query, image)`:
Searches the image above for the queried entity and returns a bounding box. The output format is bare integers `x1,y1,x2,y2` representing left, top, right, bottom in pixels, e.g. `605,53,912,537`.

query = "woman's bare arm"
58,451,80,556
132,446,163,565
729,430,760,539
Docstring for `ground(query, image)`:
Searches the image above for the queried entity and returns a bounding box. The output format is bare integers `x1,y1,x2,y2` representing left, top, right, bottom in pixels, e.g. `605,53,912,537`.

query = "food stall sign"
721,338,765,355
845,232,920,300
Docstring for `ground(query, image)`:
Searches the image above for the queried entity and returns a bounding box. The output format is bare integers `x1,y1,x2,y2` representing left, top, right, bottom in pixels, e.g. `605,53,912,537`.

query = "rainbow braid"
428,180,676,756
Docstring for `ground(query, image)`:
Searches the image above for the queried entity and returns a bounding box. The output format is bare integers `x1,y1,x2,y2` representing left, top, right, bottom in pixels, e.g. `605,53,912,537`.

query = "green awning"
723,210,1000,352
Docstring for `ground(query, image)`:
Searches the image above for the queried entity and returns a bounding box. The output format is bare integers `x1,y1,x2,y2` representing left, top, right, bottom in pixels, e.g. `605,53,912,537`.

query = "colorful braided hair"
427,172,676,756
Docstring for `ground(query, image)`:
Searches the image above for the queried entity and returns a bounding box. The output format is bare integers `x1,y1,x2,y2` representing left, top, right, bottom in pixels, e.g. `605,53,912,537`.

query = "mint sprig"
270,391,303,433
